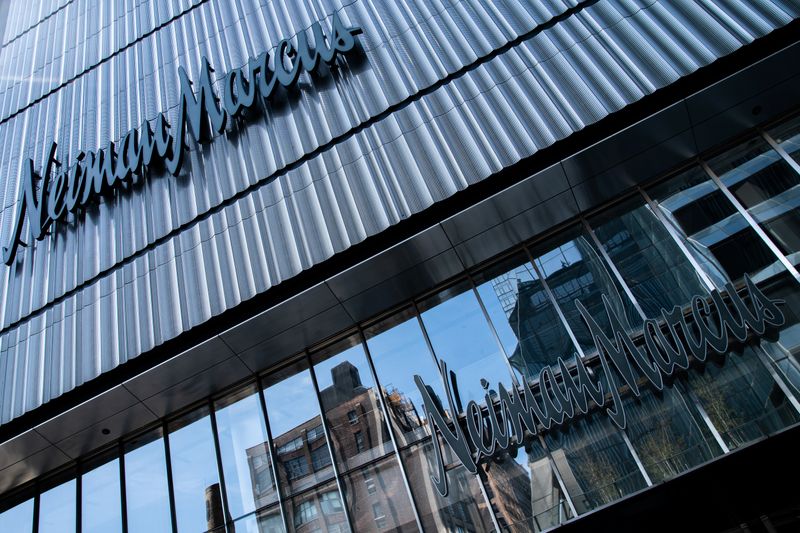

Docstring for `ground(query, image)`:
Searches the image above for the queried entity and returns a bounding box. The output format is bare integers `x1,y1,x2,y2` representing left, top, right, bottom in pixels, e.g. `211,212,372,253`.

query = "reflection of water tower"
205,483,229,531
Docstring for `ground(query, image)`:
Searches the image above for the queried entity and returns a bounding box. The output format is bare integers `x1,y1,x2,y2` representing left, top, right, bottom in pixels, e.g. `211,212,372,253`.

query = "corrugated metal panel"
0,0,798,424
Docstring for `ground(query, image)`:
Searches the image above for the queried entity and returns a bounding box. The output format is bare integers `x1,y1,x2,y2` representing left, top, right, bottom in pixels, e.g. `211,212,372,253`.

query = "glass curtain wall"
4,115,800,533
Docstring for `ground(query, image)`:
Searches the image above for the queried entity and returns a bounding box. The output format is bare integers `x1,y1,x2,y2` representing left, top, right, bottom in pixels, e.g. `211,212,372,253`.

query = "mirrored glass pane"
530,229,641,353
82,459,122,533
0,499,33,533
769,114,800,165
124,431,172,533
341,455,418,532
39,479,76,533
418,280,514,407
708,136,800,261
756,273,800,395
590,200,709,316
688,348,799,450
215,386,277,520
401,438,495,532
474,252,579,380
286,481,349,533
482,438,572,532
311,336,393,472
365,308,445,447
545,416,647,514
648,166,779,282
168,408,225,533
232,505,285,533
622,392,720,484
263,360,333,496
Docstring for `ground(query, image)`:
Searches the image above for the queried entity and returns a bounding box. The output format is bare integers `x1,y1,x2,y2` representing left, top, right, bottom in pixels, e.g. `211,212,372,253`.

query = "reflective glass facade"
3,113,800,532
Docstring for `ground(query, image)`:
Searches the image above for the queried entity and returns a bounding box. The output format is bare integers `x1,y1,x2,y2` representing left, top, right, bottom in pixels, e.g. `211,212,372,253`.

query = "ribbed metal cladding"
0,0,798,425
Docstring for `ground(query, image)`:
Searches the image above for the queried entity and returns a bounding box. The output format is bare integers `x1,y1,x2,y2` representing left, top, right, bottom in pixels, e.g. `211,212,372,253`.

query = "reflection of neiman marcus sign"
3,13,362,265
415,275,785,496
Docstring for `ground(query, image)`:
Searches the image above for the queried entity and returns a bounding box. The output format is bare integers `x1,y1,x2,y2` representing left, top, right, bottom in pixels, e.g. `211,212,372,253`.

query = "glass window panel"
530,229,641,354
263,360,333,496
768,115,800,165
622,392,720,484
82,458,122,533
756,273,800,395
688,347,799,451
400,438,495,532
0,499,34,533
215,385,277,520
474,252,579,380
544,416,647,514
311,336,393,472
648,166,780,282
341,455,418,532
365,308,446,447
38,479,76,533
481,438,572,532
168,408,225,533
286,482,349,533
124,430,173,533
232,505,285,533
418,280,514,407
708,136,800,261
590,200,709,316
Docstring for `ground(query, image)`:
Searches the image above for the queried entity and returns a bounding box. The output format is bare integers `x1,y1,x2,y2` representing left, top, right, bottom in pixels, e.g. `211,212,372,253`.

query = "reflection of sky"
38,479,76,533
537,241,583,278
366,316,444,422
169,416,220,533
263,370,321,437
125,438,172,533
0,499,33,532
82,459,122,533
421,289,514,405
216,392,270,518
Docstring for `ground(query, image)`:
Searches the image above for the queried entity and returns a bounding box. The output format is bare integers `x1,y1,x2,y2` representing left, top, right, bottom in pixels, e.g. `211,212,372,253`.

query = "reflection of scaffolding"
491,272,520,317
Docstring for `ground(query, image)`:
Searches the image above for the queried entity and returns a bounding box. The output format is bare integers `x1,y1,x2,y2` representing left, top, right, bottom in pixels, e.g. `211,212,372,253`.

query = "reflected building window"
401,438,495,532
648,166,779,282
544,416,647,514
365,308,445,447
287,482,349,533
311,336,393,472
474,252,578,380
708,135,800,263
263,360,336,497
481,438,572,532
341,456,418,532
214,386,277,520
531,229,641,351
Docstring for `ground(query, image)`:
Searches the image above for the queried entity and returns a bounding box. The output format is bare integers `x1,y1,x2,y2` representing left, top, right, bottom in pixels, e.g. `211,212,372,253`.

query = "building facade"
1,0,800,532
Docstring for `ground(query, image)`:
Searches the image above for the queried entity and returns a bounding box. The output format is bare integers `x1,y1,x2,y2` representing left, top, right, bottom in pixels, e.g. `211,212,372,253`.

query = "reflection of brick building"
246,361,416,531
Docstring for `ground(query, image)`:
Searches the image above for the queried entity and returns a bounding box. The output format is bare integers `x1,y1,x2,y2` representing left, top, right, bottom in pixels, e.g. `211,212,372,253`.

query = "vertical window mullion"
255,374,291,533
306,352,356,533
410,299,504,533
207,399,232,530
356,328,425,532
161,422,178,533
